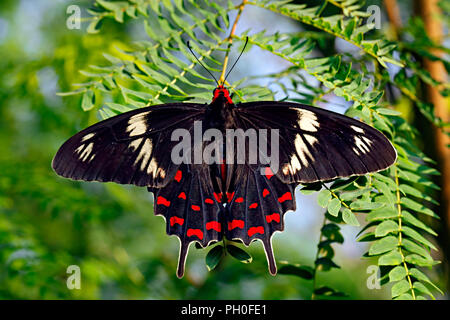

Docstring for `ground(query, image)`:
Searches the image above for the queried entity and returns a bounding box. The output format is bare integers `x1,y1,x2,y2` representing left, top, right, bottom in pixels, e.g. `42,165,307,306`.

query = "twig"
219,0,248,85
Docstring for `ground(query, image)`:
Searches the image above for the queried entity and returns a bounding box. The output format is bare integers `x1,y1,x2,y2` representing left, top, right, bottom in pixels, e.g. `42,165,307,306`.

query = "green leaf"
401,226,437,250
375,220,399,237
315,257,340,271
317,189,331,207
300,182,323,194
87,18,103,34
389,266,407,282
314,286,347,297
402,211,437,236
81,90,95,111
327,198,341,217
391,280,411,297
413,281,434,299
342,208,360,226
278,263,314,279
401,198,439,219
376,108,402,116
369,236,398,255
226,244,252,264
401,239,433,260
409,268,443,295
350,201,384,211
404,254,439,267
205,245,224,271
378,250,403,266
321,223,344,243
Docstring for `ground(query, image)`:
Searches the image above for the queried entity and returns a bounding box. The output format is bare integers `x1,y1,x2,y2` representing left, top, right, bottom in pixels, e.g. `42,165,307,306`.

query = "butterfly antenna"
187,41,219,86
224,36,249,84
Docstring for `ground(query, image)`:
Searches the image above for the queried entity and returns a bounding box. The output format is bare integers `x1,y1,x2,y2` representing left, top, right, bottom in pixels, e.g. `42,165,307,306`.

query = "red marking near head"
205,198,214,204
187,228,203,240
235,197,244,203
214,192,222,203
264,167,274,179
266,213,280,223
228,219,244,231
206,221,221,232
170,216,184,226
248,226,264,237
174,170,182,182
157,196,171,207
278,192,292,203
263,189,270,197
191,205,201,211
178,192,186,200
249,202,258,209
213,85,233,104
226,192,235,202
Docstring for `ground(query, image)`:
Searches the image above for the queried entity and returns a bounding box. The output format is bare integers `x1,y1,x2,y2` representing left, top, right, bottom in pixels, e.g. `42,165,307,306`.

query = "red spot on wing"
249,202,258,209
178,192,186,200
174,170,182,182
157,196,171,207
228,219,244,231
214,192,222,203
191,205,201,211
248,226,264,237
266,213,280,223
264,167,274,179
206,221,221,232
278,192,292,203
263,189,270,197
205,198,214,204
170,216,184,226
226,192,235,203
187,228,203,240
235,197,244,203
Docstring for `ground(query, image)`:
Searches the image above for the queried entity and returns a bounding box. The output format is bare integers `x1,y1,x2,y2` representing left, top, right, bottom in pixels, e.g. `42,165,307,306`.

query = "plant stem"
311,213,327,300
394,164,416,299
219,0,248,85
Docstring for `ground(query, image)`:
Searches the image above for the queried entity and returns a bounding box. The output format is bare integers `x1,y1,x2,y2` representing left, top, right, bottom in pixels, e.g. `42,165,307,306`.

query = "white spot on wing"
81,133,95,142
297,110,319,132
79,142,94,162
134,138,152,171
127,112,150,136
350,125,365,134
294,134,318,167
354,136,373,154
290,154,302,173
129,138,143,151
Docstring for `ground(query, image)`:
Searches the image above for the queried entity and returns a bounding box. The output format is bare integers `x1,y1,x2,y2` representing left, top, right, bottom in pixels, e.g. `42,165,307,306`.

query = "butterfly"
52,40,396,278
52,83,397,278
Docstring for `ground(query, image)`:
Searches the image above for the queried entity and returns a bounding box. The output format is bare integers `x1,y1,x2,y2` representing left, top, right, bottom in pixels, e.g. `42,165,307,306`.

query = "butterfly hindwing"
149,164,224,278
225,165,296,275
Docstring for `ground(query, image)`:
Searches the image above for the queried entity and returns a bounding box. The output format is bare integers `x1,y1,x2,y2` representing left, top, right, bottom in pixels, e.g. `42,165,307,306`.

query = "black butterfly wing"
149,163,225,278
225,165,296,275
52,103,204,188
223,100,396,274
236,101,397,183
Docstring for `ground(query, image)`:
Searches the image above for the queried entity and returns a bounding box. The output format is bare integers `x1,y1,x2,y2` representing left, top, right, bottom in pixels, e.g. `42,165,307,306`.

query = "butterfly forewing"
52,103,204,187
236,101,397,183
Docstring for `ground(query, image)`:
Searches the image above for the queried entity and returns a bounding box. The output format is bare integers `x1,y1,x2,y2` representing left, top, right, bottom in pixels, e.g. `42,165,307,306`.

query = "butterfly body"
53,85,396,278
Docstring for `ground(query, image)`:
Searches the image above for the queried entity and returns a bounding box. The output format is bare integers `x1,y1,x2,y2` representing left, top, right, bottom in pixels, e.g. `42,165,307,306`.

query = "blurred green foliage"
0,0,446,300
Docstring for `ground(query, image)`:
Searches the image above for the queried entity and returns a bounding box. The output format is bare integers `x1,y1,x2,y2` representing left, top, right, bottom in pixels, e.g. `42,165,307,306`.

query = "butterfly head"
213,85,233,104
